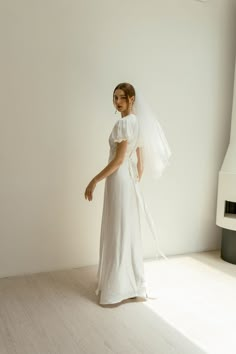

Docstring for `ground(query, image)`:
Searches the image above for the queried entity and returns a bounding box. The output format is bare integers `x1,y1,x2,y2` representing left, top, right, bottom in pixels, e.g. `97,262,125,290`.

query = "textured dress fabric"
95,113,147,305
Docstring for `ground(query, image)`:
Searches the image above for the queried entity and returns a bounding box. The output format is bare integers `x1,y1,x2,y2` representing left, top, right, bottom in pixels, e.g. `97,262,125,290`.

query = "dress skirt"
95,158,147,305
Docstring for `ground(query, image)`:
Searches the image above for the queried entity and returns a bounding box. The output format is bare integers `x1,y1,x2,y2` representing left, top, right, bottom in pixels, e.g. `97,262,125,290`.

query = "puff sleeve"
111,118,134,143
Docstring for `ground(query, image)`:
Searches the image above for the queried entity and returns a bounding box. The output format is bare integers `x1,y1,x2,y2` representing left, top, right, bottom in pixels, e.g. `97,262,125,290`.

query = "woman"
85,82,171,305
84,83,147,305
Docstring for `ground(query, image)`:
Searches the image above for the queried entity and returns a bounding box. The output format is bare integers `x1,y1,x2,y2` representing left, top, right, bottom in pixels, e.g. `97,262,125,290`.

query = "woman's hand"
136,147,143,183
137,165,143,182
84,178,97,201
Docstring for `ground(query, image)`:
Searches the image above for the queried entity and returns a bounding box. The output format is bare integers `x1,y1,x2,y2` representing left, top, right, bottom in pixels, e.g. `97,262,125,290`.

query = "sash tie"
127,156,168,261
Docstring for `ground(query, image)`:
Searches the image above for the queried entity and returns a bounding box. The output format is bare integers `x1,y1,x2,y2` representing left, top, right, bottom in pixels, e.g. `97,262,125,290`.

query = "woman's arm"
84,140,128,201
136,146,144,181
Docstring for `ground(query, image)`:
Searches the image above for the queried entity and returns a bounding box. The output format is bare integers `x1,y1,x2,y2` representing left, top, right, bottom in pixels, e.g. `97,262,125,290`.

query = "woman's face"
113,89,134,114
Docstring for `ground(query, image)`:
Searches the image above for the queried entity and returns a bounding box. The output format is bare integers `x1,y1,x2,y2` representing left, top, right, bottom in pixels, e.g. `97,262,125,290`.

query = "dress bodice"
108,114,139,162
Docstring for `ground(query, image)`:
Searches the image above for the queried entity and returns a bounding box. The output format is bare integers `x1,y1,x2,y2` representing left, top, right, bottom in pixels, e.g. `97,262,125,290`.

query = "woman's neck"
121,109,134,118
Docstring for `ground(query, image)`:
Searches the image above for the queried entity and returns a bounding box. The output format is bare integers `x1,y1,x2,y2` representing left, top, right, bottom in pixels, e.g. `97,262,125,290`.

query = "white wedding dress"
95,113,148,305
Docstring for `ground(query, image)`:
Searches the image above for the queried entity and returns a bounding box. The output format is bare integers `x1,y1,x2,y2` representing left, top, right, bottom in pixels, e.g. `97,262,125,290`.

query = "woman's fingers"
85,179,97,201
85,186,93,201
84,188,88,199
87,189,92,201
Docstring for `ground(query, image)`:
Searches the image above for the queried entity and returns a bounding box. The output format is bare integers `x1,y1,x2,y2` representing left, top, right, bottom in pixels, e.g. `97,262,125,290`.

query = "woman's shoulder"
115,113,137,128
117,113,136,121
111,114,137,142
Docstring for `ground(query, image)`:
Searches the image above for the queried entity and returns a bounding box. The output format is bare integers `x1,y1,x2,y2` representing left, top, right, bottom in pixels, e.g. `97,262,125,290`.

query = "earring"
115,110,117,114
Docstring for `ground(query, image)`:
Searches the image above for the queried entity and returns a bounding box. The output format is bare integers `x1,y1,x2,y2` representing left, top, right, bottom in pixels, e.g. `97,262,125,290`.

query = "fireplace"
216,58,236,264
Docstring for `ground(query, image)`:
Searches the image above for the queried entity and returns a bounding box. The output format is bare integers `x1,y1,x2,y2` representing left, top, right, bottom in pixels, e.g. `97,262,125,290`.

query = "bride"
85,82,171,305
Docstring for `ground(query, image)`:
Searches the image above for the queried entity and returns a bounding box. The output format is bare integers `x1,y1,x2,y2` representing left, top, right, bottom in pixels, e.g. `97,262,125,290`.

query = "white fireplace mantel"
216,58,236,231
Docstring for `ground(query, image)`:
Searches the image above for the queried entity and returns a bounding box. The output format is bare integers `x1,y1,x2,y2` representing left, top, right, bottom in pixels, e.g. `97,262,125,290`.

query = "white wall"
0,0,236,278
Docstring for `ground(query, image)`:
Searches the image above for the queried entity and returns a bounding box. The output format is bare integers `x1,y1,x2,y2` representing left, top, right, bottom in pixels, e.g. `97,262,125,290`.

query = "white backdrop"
0,0,236,278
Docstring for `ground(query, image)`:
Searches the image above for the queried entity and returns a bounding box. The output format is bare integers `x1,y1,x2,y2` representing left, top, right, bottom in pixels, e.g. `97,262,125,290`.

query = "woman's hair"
113,82,136,108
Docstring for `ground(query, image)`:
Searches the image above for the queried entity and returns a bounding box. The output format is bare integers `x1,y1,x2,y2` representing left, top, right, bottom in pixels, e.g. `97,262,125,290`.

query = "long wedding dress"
95,113,148,305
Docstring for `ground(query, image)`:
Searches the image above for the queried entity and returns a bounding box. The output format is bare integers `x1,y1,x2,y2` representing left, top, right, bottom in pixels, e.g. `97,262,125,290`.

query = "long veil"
133,88,172,261
133,90,172,179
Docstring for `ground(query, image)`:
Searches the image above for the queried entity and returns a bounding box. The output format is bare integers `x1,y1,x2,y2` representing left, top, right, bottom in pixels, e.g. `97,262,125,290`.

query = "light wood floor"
0,251,233,354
